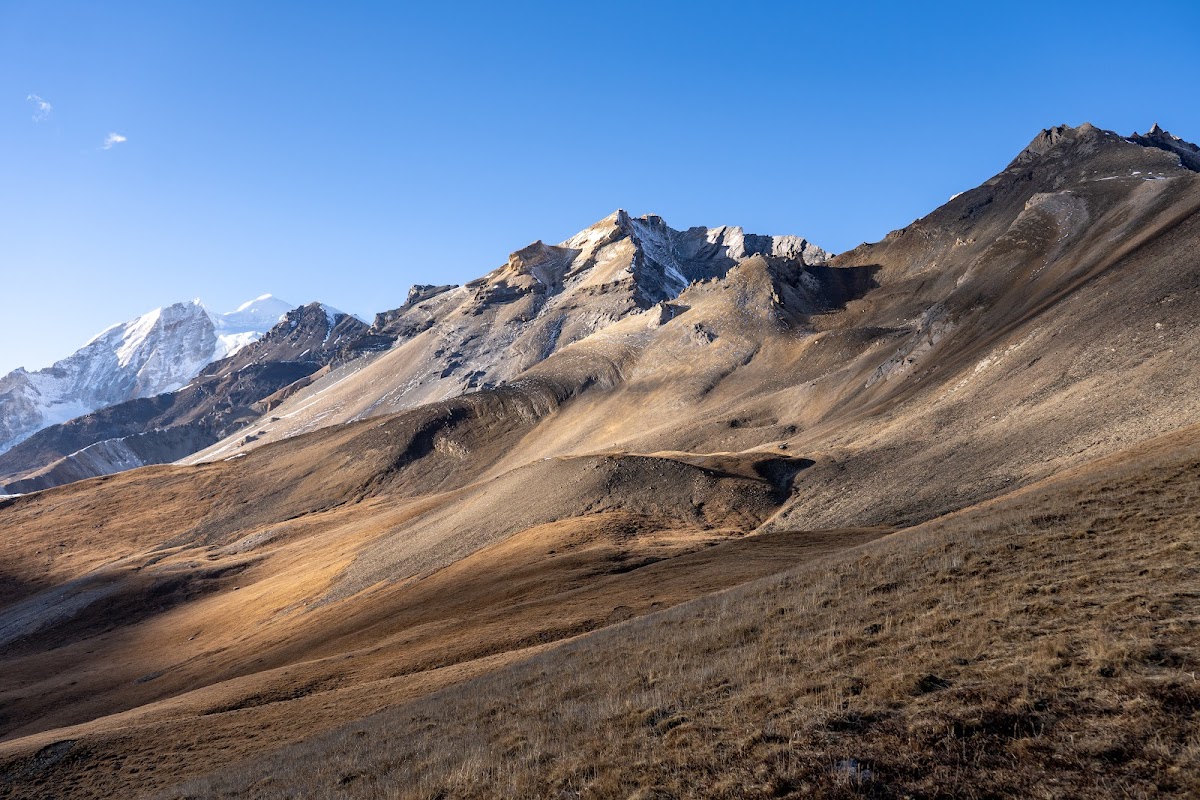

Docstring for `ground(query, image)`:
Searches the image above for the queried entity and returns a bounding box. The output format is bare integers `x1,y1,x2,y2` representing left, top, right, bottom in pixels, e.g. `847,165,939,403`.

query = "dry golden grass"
168,429,1200,799
0,456,879,798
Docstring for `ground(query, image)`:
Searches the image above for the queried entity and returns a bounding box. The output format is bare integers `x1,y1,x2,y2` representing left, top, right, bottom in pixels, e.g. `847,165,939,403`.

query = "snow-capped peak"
207,294,294,361
216,294,293,333
318,303,347,328
232,293,281,313
0,294,295,456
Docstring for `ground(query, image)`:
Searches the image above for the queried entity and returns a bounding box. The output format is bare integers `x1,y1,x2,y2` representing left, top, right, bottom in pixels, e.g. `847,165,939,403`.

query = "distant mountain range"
0,295,294,455
0,298,364,492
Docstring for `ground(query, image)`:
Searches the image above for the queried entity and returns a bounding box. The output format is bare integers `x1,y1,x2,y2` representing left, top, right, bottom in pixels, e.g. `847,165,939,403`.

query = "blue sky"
2,1,1197,375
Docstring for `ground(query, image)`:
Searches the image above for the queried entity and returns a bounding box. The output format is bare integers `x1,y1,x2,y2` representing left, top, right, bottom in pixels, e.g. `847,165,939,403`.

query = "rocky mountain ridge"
3,122,1197,499
185,210,834,461
1,214,831,489
188,121,1200,528
1129,122,1200,171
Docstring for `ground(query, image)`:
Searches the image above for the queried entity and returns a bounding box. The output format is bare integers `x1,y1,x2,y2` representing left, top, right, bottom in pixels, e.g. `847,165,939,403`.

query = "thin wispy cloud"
102,132,128,150
26,93,52,122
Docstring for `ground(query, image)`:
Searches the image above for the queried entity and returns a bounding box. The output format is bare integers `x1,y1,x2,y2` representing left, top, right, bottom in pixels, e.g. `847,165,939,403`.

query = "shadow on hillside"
810,263,882,309
751,456,816,501
0,568,51,616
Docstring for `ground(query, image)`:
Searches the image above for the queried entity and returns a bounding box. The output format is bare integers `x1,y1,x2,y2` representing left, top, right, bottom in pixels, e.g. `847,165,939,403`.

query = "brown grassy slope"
0,430,875,799
0,527,885,798
0,382,562,607
0,445,803,733
175,423,1200,799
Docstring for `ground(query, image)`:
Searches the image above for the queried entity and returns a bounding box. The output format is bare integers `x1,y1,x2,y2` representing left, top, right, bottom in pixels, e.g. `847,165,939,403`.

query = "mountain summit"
0,300,365,491
0,295,290,455
1008,121,1200,173
180,212,832,458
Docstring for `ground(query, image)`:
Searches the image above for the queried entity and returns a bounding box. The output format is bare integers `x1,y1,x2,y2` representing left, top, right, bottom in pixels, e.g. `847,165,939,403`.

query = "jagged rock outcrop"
338,285,460,359
1128,122,1200,172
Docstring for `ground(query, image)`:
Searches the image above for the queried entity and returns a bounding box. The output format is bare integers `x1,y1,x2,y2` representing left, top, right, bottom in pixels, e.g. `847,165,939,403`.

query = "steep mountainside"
0,303,365,492
413,122,1199,528
0,295,292,457
0,123,1198,799
193,124,1200,532
186,211,830,459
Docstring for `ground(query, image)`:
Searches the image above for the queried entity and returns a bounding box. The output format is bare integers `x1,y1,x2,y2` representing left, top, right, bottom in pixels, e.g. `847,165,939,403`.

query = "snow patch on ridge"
115,307,163,368
319,304,345,328
212,331,262,362
207,294,294,360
